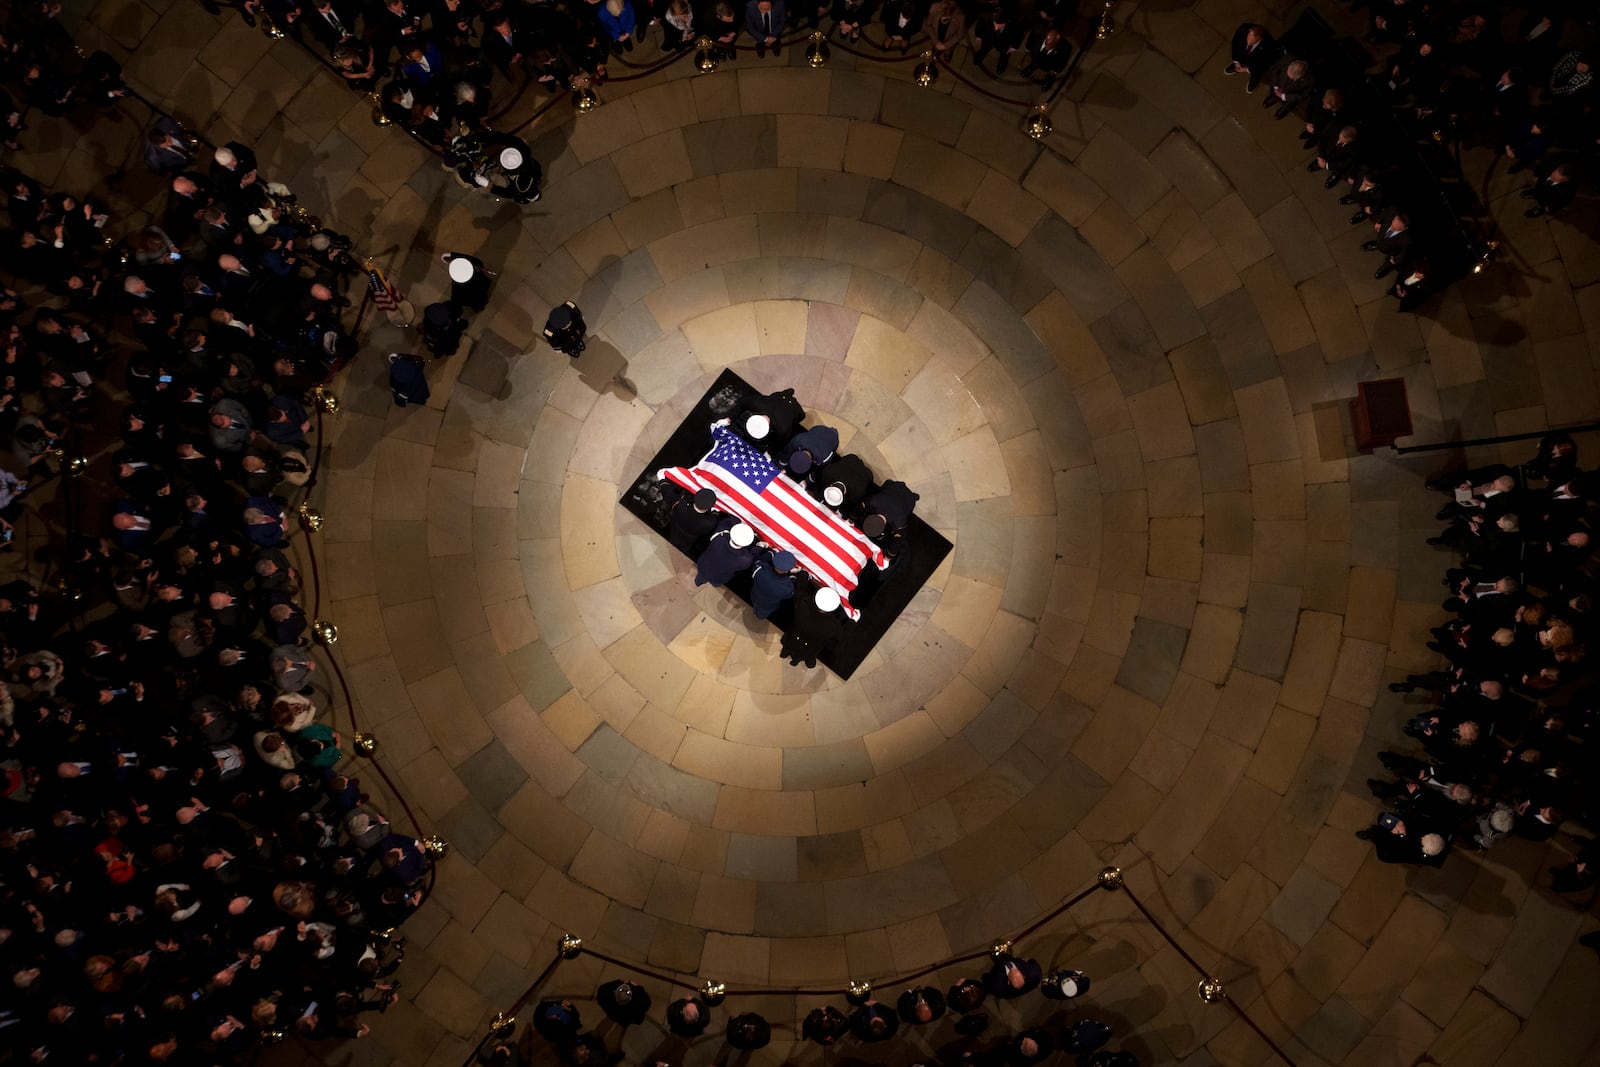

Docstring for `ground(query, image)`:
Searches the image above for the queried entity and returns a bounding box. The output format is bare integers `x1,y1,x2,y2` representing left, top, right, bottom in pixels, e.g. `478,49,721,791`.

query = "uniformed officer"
668,487,721,554
779,423,839,477
441,252,493,313
736,387,805,449
749,549,797,619
543,301,587,356
809,453,873,510
694,520,756,587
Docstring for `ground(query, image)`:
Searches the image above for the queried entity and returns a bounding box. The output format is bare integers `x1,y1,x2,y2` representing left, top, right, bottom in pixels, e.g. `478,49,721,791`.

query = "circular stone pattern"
313,56,1506,1065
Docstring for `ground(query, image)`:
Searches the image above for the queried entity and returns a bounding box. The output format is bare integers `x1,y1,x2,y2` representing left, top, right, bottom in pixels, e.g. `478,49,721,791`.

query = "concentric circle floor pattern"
60,0,1600,1062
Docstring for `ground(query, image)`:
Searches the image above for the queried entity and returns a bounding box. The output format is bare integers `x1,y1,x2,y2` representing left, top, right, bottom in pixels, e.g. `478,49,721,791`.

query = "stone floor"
36,0,1600,1063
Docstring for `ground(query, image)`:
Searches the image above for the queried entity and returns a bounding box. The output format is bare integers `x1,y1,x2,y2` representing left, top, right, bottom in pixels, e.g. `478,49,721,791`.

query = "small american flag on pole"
366,264,401,314
660,421,888,620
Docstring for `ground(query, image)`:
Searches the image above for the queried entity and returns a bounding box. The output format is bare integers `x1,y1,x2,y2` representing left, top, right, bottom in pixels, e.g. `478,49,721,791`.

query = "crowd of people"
499,956,1140,1066
1227,3,1594,311
1354,433,1599,891
0,38,440,1056
238,0,1085,156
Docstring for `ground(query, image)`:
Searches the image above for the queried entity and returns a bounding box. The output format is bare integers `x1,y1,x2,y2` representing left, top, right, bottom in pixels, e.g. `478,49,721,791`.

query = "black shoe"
996,58,1009,74
1366,778,1389,796
1323,174,1339,189
1246,75,1260,93
1222,62,1240,75
1361,240,1379,251
1525,207,1545,218
1519,188,1536,199
1578,930,1600,949
1262,94,1276,108
773,42,782,55
1354,828,1376,841
242,10,256,25
1349,211,1366,225
1339,195,1356,205
1425,536,1447,546
1306,160,1321,173
1374,263,1393,279
755,42,766,56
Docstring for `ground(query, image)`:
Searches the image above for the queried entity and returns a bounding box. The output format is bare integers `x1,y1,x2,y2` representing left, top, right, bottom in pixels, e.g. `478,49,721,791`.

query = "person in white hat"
781,582,845,668
693,518,758,588
440,252,493,312
483,136,541,203
736,387,805,451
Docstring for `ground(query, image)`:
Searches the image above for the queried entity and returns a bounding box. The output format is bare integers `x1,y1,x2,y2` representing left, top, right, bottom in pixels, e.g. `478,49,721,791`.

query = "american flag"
367,265,401,313
661,422,887,620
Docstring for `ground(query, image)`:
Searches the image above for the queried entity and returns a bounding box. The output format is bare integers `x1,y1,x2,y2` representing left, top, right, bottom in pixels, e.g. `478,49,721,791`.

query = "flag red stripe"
695,467,859,592
660,464,868,620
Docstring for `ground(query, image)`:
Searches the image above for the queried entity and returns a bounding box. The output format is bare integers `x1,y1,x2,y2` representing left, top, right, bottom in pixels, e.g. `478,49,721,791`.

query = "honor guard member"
543,301,587,356
780,585,846,668
810,452,874,511
779,423,839,478
736,386,805,450
668,487,721,554
1041,969,1091,1000
861,479,919,545
694,520,757,588
485,142,542,204
441,252,493,313
749,549,797,620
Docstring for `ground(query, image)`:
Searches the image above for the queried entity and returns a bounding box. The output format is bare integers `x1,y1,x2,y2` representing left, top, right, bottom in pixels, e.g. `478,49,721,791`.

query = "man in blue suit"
745,0,785,57
983,952,1042,998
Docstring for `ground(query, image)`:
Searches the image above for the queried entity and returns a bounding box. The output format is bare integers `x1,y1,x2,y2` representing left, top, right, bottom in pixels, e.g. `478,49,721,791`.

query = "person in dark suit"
1222,22,1278,93
1008,1027,1054,1064
801,1005,849,1045
1521,162,1576,218
144,116,193,175
831,0,873,43
666,997,710,1037
1021,26,1070,88
110,500,160,553
482,12,524,75
972,9,1024,74
533,999,582,1042
726,1013,770,1050
596,979,650,1025
849,999,898,1041
1340,165,1389,228
1515,800,1562,841
983,953,1042,998
923,0,964,58
745,0,785,57
896,985,945,1024
305,0,357,49
1260,56,1313,119
1307,123,1360,189
1362,207,1414,280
